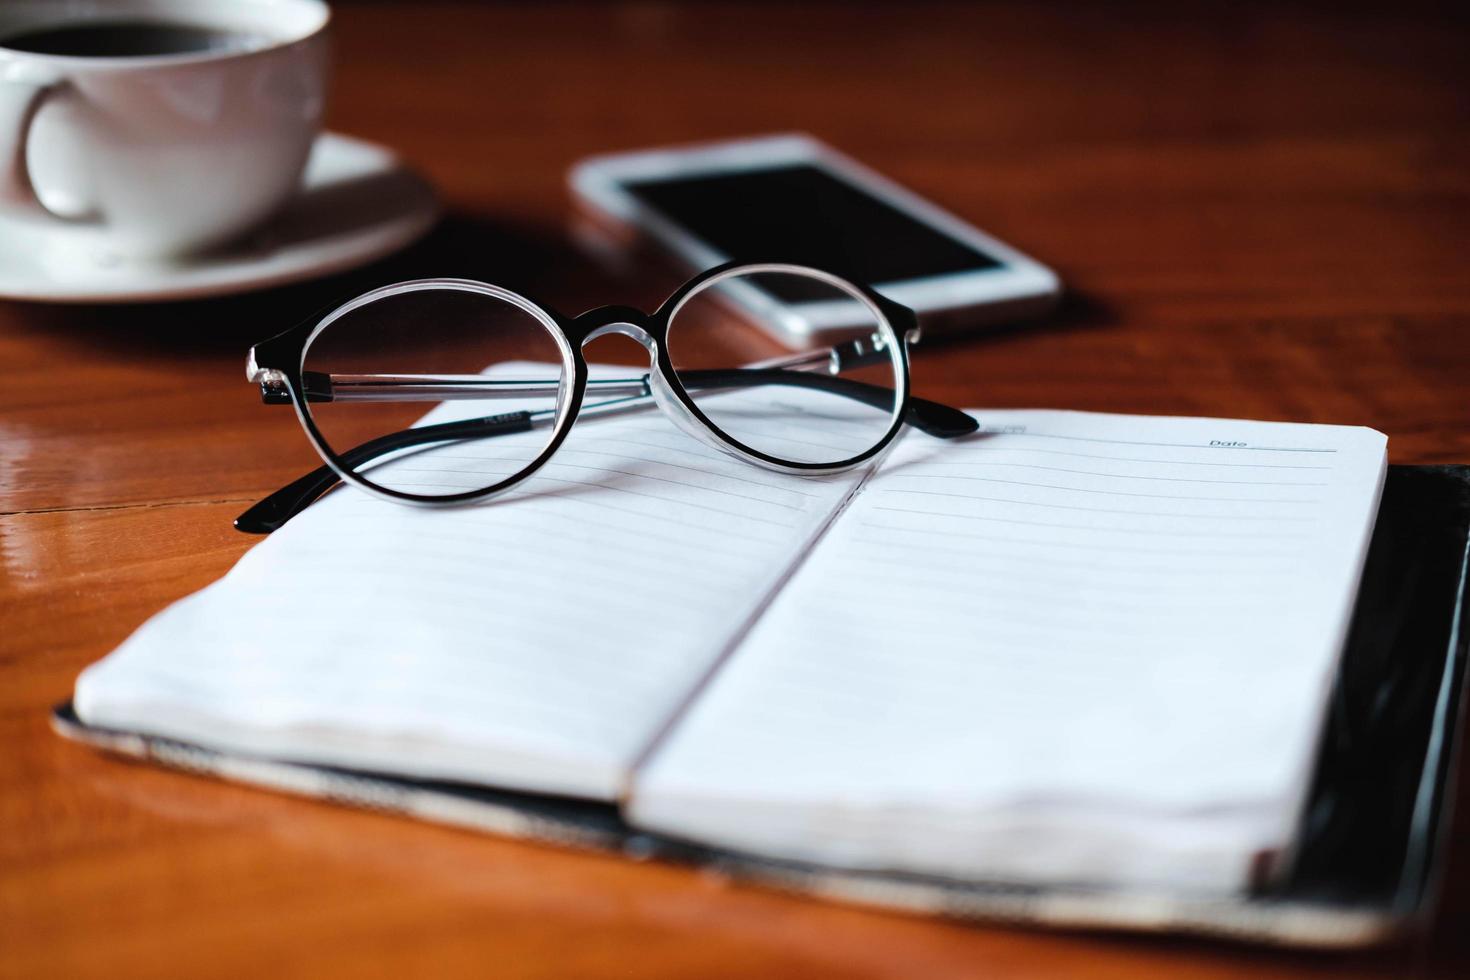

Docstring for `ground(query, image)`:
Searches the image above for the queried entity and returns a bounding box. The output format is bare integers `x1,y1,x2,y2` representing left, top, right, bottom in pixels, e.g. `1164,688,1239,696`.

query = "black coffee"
1,20,262,57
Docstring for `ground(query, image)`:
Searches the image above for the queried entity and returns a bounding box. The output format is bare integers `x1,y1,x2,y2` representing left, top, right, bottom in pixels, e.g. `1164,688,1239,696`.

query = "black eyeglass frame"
244,260,976,523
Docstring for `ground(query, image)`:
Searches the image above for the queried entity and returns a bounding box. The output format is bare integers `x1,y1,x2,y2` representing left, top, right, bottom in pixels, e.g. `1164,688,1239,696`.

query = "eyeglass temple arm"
239,370,975,536
235,411,540,534
258,335,901,405
237,376,974,534
272,367,971,430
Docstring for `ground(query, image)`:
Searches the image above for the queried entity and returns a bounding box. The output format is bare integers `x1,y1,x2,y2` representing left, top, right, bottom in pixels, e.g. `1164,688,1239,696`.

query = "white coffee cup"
0,0,330,260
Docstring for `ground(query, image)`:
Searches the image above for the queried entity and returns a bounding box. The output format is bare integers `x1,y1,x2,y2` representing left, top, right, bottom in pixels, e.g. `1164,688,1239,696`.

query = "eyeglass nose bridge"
572,305,661,353
570,304,748,464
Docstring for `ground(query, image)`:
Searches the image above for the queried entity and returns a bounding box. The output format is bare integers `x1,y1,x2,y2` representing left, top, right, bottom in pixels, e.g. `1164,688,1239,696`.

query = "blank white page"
629,410,1387,892
74,364,876,801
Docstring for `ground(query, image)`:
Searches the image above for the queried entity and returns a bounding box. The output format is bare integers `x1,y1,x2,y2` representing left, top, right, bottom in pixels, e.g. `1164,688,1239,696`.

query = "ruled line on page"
853,522,1302,558
416,452,817,502
255,544,733,613
363,444,811,520
891,460,1328,486
875,473,1322,503
307,517,761,584
796,583,1283,630
330,489,772,564
384,469,799,527
826,553,1289,601
870,504,1314,539
844,527,1301,576
874,486,1319,520
970,426,1339,452
941,446,1334,469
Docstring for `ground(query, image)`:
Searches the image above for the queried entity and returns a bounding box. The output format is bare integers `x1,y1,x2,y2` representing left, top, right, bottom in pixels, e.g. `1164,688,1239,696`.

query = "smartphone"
569,133,1061,345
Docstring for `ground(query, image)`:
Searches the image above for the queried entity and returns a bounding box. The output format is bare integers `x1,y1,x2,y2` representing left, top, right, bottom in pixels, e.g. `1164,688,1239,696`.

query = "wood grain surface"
3,2,1468,976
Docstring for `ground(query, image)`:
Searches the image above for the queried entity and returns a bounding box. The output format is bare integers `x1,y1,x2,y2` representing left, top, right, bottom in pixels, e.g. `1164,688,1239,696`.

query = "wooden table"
4,2,1468,976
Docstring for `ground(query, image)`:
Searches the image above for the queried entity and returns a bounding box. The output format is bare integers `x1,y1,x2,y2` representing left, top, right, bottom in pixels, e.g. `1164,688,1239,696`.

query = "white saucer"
0,132,439,303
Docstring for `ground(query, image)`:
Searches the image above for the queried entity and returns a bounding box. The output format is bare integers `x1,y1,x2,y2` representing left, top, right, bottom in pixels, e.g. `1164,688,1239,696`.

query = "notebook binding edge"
49,705,1398,949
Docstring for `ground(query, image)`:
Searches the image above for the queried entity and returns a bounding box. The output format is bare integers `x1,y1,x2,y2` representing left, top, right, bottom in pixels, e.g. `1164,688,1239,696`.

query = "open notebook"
63,364,1468,945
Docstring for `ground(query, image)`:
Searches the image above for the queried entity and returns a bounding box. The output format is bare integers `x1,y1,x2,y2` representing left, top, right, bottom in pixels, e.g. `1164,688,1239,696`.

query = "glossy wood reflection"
3,2,1469,978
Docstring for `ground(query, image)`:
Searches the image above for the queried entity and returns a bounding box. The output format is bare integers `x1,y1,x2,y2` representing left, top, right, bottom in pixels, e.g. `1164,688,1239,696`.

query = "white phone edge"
568,133,1062,345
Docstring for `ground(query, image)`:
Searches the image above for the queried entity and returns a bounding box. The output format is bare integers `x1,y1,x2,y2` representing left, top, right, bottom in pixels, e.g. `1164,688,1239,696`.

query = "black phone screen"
623,164,1003,303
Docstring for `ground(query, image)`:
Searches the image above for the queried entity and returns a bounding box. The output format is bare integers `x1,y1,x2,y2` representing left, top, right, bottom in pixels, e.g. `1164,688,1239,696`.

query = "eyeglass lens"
301,283,568,497
667,270,900,465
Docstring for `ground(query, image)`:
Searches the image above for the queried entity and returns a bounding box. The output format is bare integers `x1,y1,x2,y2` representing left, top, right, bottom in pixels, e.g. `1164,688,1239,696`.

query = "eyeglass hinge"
259,370,335,404
830,332,899,372
259,372,292,404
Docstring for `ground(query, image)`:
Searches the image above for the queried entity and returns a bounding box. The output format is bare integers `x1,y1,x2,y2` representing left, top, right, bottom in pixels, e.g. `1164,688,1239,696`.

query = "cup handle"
0,72,79,222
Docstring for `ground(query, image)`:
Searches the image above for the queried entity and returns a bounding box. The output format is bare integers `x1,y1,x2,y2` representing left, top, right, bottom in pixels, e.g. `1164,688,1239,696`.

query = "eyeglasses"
237,261,978,533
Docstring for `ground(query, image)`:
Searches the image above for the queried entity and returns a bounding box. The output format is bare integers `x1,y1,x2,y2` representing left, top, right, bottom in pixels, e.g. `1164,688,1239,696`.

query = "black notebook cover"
52,464,1470,947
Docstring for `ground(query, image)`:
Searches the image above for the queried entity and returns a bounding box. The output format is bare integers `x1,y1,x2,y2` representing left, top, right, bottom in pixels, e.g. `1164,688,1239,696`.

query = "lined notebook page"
75,364,876,801
629,410,1387,892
